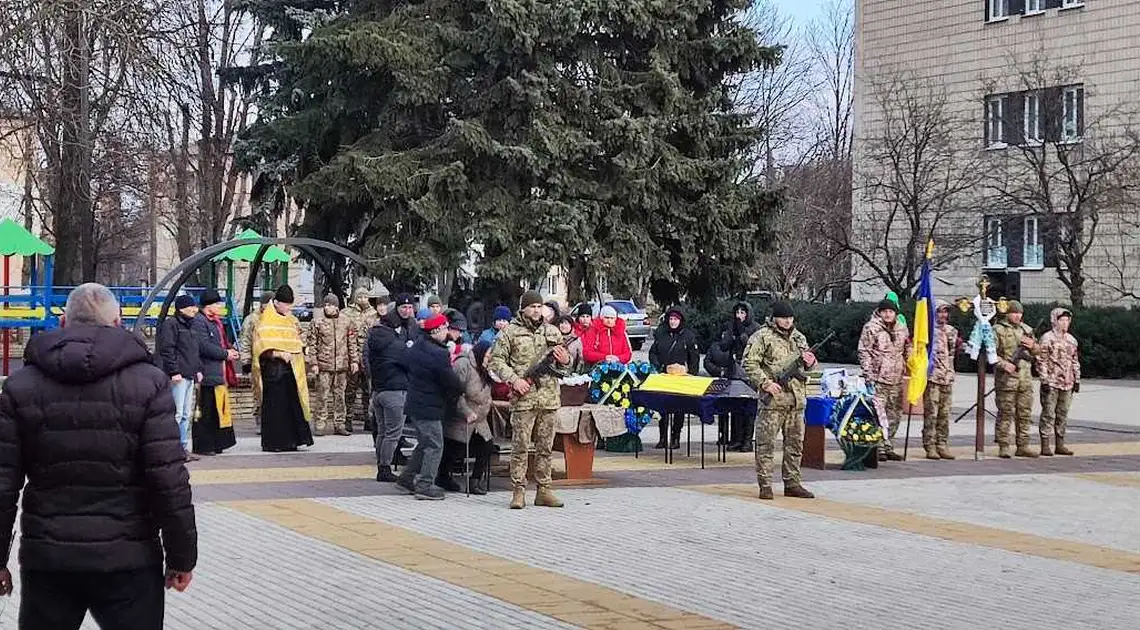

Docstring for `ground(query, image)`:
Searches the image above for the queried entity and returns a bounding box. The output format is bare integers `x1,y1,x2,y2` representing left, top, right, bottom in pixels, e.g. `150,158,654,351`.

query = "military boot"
758,485,774,500
1039,438,1054,457
924,445,940,460
534,486,564,508
376,465,398,483
784,483,815,499
1014,445,1039,458
998,444,1012,458
1055,439,1074,456
509,487,526,509
937,444,956,460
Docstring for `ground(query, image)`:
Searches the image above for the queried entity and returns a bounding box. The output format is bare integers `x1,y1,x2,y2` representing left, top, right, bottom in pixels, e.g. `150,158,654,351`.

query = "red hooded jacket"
581,317,633,365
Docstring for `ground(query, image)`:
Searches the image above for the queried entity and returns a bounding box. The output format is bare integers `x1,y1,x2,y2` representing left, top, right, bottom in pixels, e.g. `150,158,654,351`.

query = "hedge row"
677,299,1140,380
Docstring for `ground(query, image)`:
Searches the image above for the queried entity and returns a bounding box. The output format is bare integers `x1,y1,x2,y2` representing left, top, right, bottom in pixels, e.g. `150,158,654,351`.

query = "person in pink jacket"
581,305,633,366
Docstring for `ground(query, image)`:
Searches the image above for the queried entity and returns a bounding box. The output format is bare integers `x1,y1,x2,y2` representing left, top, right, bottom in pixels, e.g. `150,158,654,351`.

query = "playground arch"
134,237,369,335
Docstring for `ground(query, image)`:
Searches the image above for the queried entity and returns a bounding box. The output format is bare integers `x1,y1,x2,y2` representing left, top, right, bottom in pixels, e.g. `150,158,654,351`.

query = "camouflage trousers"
871,381,903,453
754,406,804,487
1039,385,1073,442
510,408,557,489
345,371,370,430
995,382,1034,447
315,371,348,434
922,383,953,448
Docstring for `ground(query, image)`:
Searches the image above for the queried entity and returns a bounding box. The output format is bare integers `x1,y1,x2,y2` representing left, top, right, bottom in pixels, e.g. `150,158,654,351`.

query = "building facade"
853,0,1140,305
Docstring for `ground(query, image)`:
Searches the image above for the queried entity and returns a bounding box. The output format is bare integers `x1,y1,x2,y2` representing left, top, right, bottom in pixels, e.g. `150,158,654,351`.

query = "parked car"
572,300,652,350
293,302,315,322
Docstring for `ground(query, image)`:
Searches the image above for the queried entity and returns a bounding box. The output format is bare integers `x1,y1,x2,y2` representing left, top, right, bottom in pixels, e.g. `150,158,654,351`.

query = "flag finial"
925,240,935,259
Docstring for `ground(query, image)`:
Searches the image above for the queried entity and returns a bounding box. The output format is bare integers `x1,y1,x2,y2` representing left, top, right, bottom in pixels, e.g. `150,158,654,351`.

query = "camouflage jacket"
307,311,360,372
857,317,910,385
994,319,1035,388
346,304,379,371
743,324,810,410
1037,330,1080,391
238,309,262,366
930,323,959,386
488,315,565,411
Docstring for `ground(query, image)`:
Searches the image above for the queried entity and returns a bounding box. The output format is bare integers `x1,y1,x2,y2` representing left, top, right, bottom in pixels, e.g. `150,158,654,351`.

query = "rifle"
758,331,836,405
1009,316,1047,373
523,335,575,383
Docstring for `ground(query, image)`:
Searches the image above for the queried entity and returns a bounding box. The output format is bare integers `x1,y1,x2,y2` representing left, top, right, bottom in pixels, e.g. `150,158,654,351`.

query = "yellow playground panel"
0,305,230,320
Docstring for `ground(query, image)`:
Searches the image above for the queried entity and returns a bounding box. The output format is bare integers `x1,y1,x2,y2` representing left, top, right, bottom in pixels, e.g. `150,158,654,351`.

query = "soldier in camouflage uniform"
307,294,360,436
1036,307,1080,456
488,290,570,510
923,300,958,460
239,291,277,433
742,302,818,500
858,299,910,461
993,300,1038,458
344,287,380,433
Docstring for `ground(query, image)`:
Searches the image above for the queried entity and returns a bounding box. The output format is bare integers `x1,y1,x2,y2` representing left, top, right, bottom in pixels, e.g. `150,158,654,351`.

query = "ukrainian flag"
906,241,936,404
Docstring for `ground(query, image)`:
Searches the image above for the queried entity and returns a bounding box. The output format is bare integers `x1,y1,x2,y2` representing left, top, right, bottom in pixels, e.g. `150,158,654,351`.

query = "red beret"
423,314,449,332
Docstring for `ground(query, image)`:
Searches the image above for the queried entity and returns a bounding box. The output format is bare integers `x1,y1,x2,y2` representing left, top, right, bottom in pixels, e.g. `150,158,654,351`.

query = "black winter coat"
648,321,700,375
0,325,197,573
368,311,420,393
706,302,760,379
157,313,201,379
194,314,230,387
401,336,462,423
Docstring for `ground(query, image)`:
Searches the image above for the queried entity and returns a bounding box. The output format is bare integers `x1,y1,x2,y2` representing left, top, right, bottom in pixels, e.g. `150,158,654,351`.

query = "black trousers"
19,566,164,630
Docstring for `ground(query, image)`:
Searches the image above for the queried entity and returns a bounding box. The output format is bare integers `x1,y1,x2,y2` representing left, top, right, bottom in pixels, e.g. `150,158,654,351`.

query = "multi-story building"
853,0,1140,305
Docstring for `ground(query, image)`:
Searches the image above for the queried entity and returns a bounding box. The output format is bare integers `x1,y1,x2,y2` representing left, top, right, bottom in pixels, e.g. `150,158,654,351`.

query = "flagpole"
903,406,913,460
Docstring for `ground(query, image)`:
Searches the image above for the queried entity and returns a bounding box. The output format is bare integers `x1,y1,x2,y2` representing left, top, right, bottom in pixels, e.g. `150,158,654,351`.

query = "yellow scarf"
252,306,311,421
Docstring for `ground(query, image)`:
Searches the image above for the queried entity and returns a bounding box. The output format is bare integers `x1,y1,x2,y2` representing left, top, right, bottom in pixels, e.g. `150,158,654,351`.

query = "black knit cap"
275,284,295,304
876,299,898,313
174,294,196,311
770,301,794,319
199,289,223,307
395,293,415,307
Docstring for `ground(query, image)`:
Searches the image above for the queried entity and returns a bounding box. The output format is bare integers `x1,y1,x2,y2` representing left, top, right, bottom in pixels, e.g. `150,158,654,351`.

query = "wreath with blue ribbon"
589,360,657,434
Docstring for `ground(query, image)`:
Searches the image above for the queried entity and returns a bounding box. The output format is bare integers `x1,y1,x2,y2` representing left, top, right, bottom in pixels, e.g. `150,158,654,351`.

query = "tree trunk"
54,6,94,285
566,257,585,305
1069,268,1085,307
175,104,192,261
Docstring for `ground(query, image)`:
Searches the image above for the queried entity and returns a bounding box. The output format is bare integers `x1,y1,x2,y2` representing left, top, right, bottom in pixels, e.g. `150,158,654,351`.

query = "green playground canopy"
0,218,54,257
213,229,291,263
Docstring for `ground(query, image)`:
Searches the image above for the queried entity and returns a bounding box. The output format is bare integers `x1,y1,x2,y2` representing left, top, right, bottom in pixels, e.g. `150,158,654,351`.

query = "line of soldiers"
239,287,386,437
857,298,1081,461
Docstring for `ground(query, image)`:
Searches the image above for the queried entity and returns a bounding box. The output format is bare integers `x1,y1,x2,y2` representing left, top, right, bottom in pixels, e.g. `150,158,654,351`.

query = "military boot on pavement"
937,444,955,460
1039,438,1054,457
784,483,815,499
509,487,526,509
924,445,940,460
1014,445,1039,458
758,485,774,500
534,487,564,508
998,444,1012,458
1054,439,1074,456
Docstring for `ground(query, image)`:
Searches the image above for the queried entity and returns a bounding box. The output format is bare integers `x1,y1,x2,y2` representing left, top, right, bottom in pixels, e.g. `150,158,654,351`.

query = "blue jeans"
398,416,443,492
171,378,195,451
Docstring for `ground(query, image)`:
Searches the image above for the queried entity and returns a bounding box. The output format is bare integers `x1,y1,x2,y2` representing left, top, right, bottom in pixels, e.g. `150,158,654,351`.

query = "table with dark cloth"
630,380,758,467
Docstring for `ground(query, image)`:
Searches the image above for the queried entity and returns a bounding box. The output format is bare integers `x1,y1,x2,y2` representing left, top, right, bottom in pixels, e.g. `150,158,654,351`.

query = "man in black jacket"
395,314,462,500
706,301,761,451
648,307,701,449
157,294,202,460
0,283,197,629
368,294,420,482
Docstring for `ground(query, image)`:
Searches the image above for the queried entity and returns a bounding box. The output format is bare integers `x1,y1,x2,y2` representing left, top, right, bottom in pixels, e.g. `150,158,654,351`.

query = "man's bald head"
64,283,121,327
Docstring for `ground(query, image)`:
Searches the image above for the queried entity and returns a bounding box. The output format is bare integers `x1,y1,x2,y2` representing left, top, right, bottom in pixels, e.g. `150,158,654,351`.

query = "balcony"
984,246,1008,269
1022,244,1044,269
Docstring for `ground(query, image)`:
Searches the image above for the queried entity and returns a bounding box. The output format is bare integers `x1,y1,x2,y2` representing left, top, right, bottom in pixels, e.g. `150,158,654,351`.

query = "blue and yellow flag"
906,241,937,404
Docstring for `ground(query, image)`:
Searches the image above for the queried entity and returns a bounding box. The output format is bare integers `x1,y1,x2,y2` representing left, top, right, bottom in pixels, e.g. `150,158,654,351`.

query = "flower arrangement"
624,406,657,434
587,360,655,406
838,418,883,444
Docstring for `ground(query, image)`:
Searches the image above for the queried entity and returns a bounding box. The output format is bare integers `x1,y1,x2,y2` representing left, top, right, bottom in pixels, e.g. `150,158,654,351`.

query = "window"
1026,0,1045,12
1062,85,1084,142
985,217,1007,268
988,0,1010,20
1061,0,1085,8
985,95,1006,147
1024,91,1043,143
1023,217,1043,268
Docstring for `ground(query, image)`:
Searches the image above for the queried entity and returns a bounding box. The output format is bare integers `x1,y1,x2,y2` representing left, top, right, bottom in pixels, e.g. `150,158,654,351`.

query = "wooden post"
975,351,986,460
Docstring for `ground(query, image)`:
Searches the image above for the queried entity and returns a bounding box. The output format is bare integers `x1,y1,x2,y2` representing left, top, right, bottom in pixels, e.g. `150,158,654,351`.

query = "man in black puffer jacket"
0,283,197,629
368,294,421,482
648,307,701,449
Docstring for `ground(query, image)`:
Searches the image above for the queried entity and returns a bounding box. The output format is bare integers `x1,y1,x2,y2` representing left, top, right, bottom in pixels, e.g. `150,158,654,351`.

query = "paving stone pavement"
0,504,578,630
803,473,1140,553
321,487,1140,630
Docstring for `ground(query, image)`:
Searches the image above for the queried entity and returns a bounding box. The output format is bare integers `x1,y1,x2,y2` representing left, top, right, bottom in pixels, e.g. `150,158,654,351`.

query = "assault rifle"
523,335,575,383
1009,316,1047,374
758,331,836,405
